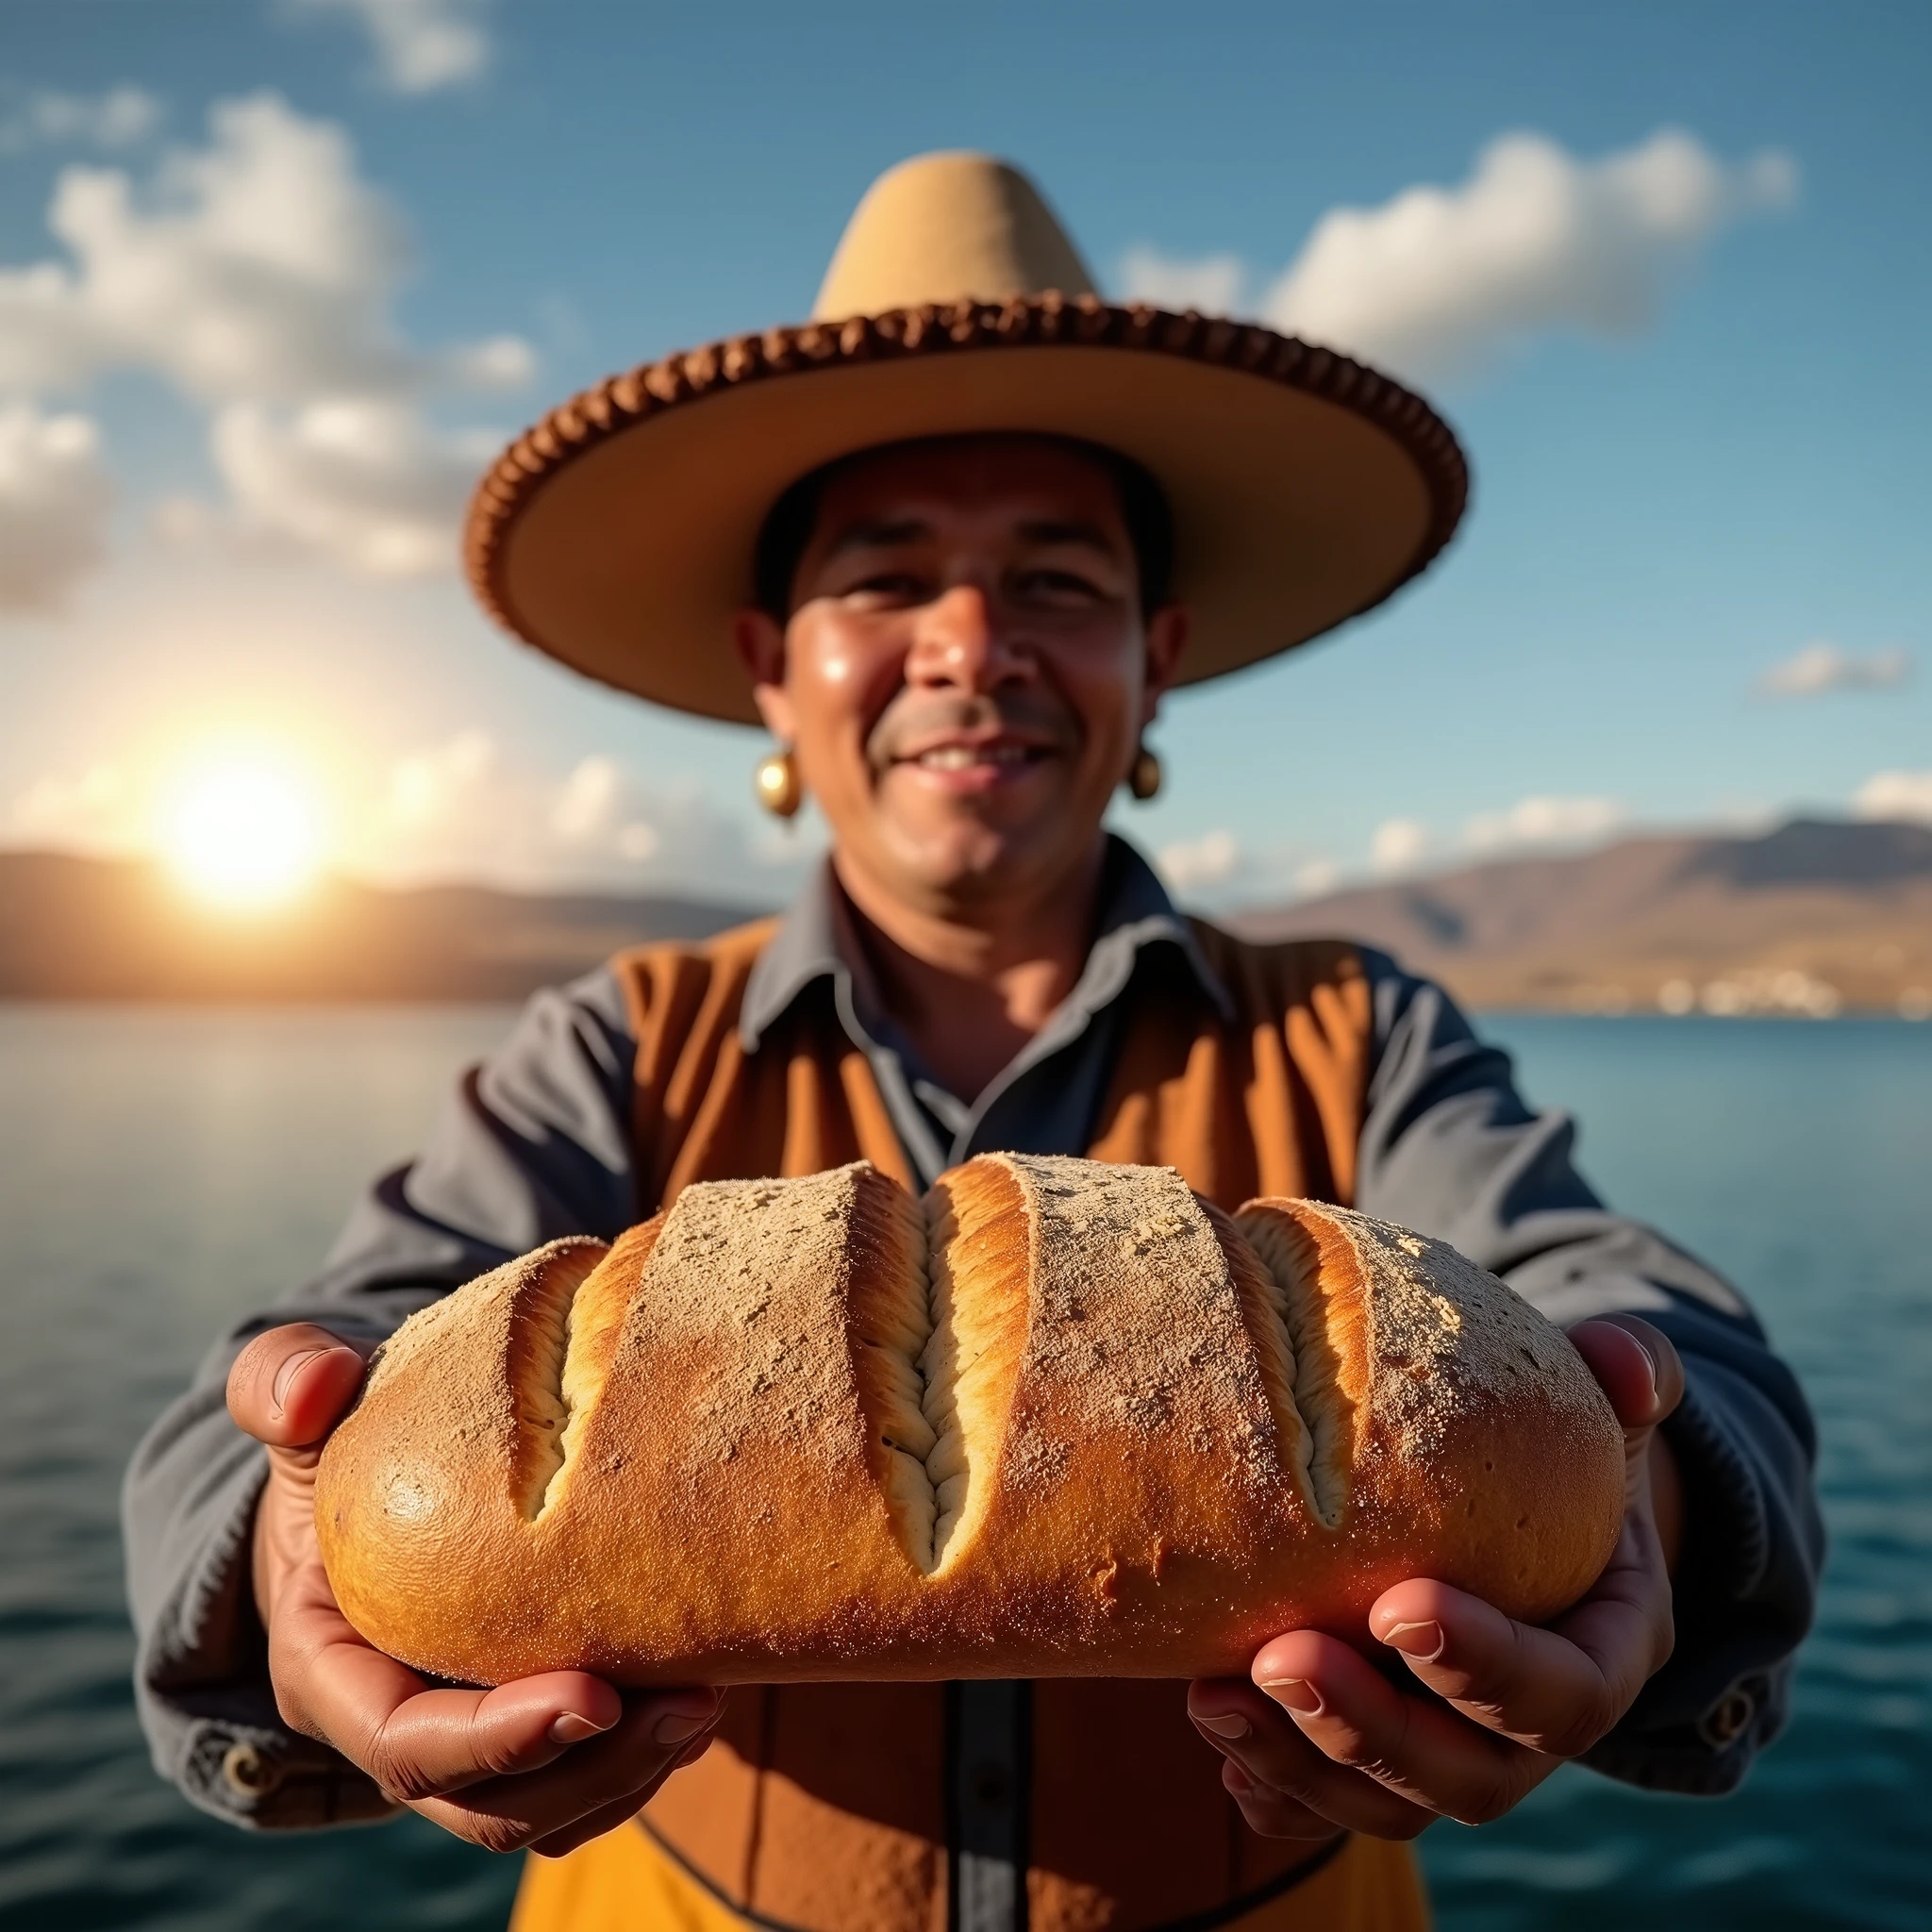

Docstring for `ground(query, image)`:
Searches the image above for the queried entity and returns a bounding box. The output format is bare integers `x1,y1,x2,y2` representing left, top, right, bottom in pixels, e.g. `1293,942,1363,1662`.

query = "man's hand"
228,1323,724,1857
1186,1316,1683,1845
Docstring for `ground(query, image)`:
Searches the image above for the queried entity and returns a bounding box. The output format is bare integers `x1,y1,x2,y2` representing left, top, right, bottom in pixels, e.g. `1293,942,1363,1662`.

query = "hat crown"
813,152,1096,320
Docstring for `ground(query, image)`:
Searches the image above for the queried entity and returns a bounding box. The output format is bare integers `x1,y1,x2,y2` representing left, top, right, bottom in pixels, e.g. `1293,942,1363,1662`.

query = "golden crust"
316,1158,1625,1685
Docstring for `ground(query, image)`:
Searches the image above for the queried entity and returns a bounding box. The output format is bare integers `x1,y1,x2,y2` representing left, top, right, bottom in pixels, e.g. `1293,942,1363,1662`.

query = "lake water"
1,1006,1925,1931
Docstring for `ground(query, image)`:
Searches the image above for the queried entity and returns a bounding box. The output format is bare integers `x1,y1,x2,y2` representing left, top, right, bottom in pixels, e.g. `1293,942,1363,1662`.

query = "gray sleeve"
121,967,639,1830
1353,954,1824,1796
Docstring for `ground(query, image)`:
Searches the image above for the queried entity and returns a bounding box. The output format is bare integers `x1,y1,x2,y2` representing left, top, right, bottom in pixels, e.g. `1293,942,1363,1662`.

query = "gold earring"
754,746,803,818
1127,744,1162,802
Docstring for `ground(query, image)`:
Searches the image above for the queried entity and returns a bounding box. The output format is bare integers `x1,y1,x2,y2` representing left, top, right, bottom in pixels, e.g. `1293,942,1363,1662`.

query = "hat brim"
467,300,1467,724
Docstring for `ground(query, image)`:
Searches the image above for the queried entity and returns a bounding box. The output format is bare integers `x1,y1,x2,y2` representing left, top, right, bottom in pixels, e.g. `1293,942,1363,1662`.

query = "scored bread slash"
315,1155,1624,1688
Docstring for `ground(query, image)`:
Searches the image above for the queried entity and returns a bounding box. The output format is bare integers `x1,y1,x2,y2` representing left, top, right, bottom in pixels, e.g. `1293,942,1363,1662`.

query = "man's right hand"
227,1323,724,1857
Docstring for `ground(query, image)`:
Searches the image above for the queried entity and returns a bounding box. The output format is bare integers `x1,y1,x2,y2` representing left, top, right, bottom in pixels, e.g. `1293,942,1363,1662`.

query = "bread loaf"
316,1155,1624,1686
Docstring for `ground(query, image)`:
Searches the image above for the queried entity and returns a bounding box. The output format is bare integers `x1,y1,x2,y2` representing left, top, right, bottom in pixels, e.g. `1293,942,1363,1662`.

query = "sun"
161,753,325,911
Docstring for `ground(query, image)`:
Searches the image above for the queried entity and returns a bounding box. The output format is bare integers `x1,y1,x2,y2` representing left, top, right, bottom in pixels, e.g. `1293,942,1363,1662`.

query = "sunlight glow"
161,753,324,911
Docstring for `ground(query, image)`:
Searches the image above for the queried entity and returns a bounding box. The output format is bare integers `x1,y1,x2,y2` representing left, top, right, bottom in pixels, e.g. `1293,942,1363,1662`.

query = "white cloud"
1129,130,1795,384
1359,794,1624,882
0,404,112,611
0,87,162,152
387,727,494,823
361,732,815,895
1756,641,1911,697
1292,858,1341,899
1116,246,1246,315
295,0,492,93
547,754,663,863
4,735,809,899
1155,827,1338,908
1158,827,1241,891
1855,771,1932,827
1269,129,1795,380
0,92,531,584
207,398,495,575
1461,793,1625,855
0,92,527,402
7,761,135,851
1370,816,1433,875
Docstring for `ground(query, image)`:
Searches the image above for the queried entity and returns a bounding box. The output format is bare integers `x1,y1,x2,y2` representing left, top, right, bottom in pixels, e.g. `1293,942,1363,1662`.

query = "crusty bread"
316,1156,1624,1686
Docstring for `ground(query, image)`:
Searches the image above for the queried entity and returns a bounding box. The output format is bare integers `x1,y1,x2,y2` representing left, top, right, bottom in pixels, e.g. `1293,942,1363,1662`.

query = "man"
125,155,1821,1932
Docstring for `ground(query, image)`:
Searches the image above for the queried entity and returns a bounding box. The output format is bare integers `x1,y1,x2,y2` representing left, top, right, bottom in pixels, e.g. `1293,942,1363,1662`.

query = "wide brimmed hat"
465,153,1468,724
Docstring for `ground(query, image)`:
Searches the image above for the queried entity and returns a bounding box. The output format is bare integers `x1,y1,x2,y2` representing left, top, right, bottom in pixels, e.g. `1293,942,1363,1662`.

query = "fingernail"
270,1348,326,1416
1259,1677,1324,1717
1633,1340,1658,1404
547,1712,612,1745
1382,1620,1445,1662
1191,1710,1252,1740
654,1710,716,1747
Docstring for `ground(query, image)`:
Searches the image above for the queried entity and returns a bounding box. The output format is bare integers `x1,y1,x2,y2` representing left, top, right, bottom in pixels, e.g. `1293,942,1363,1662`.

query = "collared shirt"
738,840,1243,1928
739,838,1231,1186
124,837,1822,1840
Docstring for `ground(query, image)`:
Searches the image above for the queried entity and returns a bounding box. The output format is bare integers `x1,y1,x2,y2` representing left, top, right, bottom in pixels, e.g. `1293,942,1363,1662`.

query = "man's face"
735,436,1188,916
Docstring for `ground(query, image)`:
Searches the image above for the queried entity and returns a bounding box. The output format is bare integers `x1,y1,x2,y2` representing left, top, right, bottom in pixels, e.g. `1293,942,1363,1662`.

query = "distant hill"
0,852,763,1001
1226,817,1932,1015
7,820,1929,1012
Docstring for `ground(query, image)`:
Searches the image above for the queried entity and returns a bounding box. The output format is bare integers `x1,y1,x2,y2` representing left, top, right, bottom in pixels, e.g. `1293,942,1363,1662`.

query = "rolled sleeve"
121,967,639,1828
1353,955,1824,1794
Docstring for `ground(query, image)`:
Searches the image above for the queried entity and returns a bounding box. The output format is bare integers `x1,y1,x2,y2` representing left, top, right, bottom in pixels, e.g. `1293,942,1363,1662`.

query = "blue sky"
1,0,1927,908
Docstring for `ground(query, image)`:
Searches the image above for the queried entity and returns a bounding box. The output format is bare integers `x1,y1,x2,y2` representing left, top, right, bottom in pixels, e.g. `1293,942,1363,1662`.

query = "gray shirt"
123,837,1822,1839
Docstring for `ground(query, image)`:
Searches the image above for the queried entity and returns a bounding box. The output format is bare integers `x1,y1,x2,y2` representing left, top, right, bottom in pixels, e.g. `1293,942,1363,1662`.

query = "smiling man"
125,155,1822,1932
738,434,1190,1105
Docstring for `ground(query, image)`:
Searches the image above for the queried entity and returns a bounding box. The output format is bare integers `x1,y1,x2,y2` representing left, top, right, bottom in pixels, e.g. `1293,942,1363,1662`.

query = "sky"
1,0,1928,910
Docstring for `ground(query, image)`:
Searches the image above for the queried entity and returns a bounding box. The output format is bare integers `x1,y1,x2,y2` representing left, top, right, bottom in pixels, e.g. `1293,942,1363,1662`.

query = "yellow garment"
510,1819,1430,1932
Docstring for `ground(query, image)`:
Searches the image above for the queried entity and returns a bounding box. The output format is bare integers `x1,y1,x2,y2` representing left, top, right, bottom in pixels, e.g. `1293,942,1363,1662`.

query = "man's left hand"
1187,1316,1683,1843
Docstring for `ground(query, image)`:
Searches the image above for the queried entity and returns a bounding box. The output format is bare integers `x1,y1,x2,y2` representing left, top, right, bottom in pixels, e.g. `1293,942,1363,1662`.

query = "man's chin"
862,814,1102,911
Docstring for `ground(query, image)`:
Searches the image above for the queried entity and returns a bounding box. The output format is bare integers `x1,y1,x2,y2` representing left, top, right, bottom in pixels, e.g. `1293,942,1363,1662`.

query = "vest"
512,920,1430,1932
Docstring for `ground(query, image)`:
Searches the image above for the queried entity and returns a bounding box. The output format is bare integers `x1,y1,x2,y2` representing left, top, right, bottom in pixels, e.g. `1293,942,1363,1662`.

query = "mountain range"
1230,817,1932,1016
2,816,1927,1013
0,852,757,1002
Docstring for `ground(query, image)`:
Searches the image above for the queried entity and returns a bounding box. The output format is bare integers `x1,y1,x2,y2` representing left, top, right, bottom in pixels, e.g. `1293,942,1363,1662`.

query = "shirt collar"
738,834,1231,1055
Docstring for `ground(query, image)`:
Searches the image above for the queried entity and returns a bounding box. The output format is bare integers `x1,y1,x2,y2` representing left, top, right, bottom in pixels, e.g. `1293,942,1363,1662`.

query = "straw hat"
465,153,1467,724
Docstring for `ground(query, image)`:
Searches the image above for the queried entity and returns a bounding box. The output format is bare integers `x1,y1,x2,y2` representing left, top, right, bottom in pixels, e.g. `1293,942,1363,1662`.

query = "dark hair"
751,434,1175,621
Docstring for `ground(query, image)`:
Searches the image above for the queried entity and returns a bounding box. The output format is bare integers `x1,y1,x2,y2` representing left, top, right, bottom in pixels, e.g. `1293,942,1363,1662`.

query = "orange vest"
513,920,1430,1932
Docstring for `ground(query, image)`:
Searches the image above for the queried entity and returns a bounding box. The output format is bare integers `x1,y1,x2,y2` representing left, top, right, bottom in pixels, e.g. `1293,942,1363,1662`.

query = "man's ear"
1140,603,1190,728
733,608,796,741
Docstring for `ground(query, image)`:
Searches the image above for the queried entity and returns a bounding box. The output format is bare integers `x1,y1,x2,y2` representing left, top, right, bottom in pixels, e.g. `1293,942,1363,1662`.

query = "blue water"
0,1007,1925,1929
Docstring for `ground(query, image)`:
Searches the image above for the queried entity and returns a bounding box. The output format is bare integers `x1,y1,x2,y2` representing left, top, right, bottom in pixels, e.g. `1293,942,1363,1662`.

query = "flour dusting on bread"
317,1157,1627,1689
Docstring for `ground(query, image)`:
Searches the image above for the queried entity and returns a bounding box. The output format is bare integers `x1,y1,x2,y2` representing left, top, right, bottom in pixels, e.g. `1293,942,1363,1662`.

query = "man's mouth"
908,742,1040,772
886,733,1057,792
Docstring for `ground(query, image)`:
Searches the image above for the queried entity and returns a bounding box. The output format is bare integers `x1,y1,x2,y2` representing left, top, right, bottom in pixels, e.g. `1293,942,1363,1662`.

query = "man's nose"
907,584,1028,691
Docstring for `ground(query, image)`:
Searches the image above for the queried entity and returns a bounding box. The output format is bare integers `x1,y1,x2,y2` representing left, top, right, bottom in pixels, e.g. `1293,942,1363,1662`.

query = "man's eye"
1015,568,1105,603
841,572,928,604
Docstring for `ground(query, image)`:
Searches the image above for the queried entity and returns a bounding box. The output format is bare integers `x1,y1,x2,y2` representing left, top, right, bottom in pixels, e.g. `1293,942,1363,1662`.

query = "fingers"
525,1728,722,1858
228,1324,372,1451
1199,1320,1689,1840
1239,1630,1556,1827
527,1789,655,1860
1364,1579,1648,1758
1566,1317,1683,1432
1187,1677,1435,1840
271,1555,641,1795
359,1676,635,1801
1215,1757,1348,1847
238,1320,728,1857
1567,1316,1689,1576
265,1547,725,1852
411,1690,725,1855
